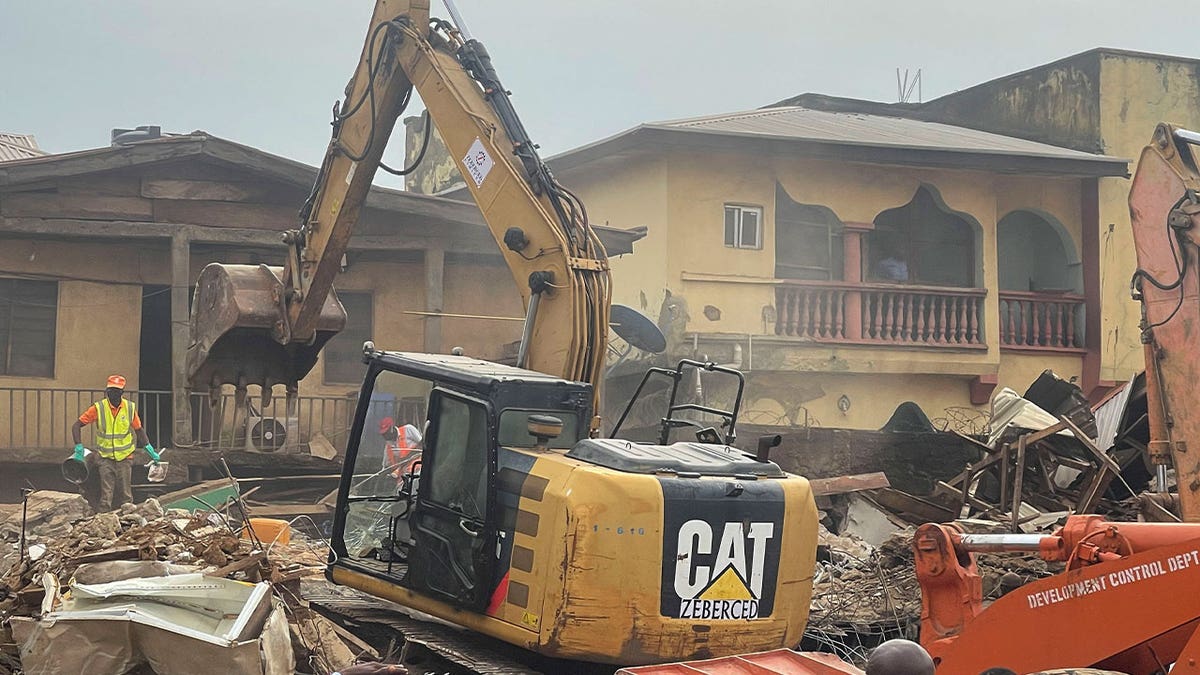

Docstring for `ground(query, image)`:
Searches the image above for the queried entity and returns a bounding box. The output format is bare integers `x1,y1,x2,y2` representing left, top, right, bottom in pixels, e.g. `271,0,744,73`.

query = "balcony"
774,281,986,348
998,290,1085,352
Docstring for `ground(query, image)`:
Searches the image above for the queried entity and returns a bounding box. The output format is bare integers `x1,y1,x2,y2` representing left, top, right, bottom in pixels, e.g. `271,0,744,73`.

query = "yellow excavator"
186,0,820,668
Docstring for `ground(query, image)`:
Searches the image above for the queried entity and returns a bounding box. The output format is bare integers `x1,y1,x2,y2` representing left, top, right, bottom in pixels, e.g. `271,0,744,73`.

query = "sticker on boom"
462,137,494,187
659,479,784,621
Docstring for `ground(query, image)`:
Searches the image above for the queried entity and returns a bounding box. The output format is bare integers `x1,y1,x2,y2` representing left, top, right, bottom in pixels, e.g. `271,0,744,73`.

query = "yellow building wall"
1097,54,1200,384
442,255,524,360
561,157,670,317
566,147,1090,429
0,239,153,392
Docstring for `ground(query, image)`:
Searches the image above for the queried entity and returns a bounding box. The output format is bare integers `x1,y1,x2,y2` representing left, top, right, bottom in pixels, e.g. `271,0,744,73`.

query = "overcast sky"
3,1,1196,189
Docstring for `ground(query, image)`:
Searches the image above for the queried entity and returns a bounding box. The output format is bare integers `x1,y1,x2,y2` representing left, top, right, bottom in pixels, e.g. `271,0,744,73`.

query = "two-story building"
426,48,1200,431
551,107,1123,431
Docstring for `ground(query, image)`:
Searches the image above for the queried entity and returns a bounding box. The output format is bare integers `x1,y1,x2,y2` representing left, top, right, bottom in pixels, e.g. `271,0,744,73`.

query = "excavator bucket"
186,263,346,392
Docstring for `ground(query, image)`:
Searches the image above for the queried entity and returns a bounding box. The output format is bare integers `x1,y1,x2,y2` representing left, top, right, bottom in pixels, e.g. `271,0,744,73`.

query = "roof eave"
551,126,1129,178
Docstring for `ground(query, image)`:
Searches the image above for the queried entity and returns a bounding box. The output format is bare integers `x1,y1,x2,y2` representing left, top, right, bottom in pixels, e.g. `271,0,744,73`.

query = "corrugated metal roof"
1093,373,1143,452
0,132,47,162
650,106,1118,163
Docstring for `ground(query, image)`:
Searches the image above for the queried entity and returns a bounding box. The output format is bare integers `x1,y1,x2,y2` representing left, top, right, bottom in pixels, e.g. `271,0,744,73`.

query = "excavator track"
303,585,622,675
305,589,540,674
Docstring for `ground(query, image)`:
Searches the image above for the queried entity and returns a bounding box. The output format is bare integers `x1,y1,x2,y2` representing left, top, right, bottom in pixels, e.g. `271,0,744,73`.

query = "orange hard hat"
106,375,127,389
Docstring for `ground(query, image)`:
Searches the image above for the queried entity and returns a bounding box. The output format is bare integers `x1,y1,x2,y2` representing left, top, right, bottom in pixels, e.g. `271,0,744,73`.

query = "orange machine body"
915,515,1200,673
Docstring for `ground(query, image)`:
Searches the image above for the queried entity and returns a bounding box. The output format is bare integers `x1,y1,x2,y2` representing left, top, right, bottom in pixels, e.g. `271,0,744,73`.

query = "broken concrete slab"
0,491,91,542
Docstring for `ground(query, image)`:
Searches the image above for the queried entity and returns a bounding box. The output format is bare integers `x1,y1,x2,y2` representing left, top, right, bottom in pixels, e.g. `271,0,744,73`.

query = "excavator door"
405,388,497,608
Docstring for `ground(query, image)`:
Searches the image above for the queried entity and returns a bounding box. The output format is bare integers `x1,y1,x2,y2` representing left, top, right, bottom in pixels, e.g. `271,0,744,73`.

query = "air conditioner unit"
243,403,299,453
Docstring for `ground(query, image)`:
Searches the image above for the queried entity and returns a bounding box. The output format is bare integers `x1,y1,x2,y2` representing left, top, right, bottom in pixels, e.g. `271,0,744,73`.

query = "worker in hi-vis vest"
71,375,160,510
380,416,422,482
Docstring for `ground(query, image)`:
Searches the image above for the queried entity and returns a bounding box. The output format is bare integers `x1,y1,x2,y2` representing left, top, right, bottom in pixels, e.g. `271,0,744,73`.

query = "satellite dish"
610,304,666,354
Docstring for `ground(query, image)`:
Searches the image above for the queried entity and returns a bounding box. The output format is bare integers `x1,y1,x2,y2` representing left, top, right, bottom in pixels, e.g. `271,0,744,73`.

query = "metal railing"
999,290,1085,350
0,387,365,457
0,388,174,452
188,391,357,454
775,281,986,347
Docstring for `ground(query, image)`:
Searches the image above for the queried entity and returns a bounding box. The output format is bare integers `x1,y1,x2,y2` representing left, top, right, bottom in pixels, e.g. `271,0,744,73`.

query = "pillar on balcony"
842,222,873,340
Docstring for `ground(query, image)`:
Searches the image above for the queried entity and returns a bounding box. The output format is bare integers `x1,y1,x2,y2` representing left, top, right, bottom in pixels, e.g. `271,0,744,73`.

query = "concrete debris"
0,491,92,542
806,525,1063,666
0,491,354,675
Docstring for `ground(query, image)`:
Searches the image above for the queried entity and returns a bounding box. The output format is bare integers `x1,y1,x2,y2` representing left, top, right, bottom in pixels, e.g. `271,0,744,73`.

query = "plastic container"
243,517,291,545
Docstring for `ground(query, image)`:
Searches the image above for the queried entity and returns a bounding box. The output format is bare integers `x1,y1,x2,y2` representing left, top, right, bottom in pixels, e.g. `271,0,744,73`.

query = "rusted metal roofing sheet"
654,107,1119,164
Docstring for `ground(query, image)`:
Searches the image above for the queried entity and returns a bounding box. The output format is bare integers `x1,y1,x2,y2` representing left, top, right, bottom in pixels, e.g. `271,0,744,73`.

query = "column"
170,232,193,446
842,222,873,340
424,247,445,353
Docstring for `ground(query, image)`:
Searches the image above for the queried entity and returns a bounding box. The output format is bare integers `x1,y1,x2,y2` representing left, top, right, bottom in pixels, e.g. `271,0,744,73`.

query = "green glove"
144,444,160,463
73,443,85,462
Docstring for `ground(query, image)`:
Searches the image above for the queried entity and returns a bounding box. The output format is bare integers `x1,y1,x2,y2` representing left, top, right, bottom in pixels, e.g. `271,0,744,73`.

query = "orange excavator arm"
914,516,1200,673
187,0,610,413
1129,124,1200,519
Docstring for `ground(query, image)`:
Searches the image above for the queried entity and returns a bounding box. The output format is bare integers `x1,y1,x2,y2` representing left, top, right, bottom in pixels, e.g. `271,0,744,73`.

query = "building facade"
0,131,639,464
411,49,1200,433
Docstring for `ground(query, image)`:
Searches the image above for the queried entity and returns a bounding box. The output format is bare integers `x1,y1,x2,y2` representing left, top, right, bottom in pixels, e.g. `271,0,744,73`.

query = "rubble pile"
0,491,364,675
806,521,1064,665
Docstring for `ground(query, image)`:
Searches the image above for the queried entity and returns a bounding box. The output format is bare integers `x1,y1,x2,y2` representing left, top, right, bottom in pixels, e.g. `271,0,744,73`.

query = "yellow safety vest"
94,399,137,461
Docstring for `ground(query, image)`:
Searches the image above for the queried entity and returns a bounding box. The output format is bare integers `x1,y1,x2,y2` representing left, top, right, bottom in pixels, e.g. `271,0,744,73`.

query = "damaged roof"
0,132,47,162
548,106,1127,178
0,132,644,255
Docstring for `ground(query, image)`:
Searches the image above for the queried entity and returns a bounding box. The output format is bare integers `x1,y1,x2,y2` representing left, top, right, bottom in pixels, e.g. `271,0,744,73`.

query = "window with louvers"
0,279,58,377
324,292,373,384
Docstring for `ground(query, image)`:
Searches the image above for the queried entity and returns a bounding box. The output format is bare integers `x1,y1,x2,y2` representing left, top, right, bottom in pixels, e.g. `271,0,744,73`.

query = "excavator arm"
187,0,610,412
1128,124,1200,519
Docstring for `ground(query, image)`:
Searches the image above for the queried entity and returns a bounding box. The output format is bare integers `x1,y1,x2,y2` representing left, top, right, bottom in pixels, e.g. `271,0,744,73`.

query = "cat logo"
673,519,774,620
659,477,784,620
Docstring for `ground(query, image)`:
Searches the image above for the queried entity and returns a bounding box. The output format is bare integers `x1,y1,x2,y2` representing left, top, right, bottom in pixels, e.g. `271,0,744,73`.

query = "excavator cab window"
497,408,581,449
340,369,433,568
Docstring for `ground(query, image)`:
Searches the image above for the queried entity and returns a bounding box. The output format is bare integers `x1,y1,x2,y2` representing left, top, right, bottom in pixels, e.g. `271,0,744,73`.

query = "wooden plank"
207,551,266,578
809,471,890,497
247,504,332,518
142,179,275,202
58,174,144,197
0,217,499,253
868,488,956,524
0,193,153,220
1059,415,1124,474
67,546,142,564
0,139,204,186
151,199,297,231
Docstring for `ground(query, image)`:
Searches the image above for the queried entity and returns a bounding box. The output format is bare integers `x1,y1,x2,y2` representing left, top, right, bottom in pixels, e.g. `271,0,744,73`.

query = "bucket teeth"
186,263,346,393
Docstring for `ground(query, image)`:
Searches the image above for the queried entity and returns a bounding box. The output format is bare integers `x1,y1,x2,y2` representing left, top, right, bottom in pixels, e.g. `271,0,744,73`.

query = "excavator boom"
1129,124,1200,519
187,0,610,407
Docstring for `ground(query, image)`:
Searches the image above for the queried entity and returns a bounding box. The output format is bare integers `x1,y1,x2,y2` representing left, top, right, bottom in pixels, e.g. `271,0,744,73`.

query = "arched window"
774,183,843,280
869,186,978,287
997,210,1084,349
997,210,1081,293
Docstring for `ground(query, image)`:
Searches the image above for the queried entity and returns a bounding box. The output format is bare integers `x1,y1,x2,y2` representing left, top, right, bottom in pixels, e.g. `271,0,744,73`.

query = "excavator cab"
328,344,820,665
333,345,592,610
